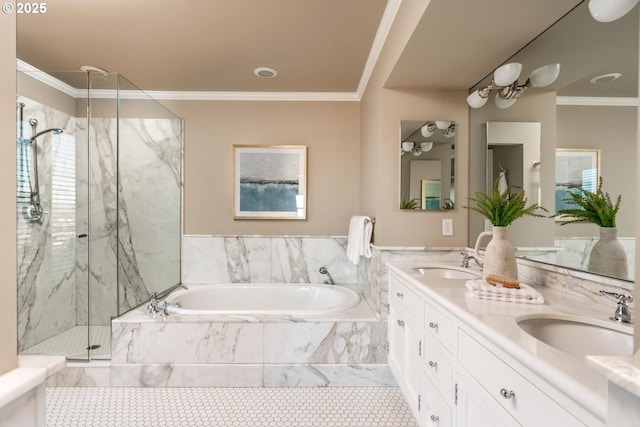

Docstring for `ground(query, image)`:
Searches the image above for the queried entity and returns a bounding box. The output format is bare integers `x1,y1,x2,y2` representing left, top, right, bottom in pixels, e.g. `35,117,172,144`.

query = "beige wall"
0,4,17,374
162,100,361,236
372,88,470,246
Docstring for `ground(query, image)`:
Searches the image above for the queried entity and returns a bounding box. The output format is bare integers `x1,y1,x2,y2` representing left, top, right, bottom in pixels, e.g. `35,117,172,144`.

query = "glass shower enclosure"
17,67,182,360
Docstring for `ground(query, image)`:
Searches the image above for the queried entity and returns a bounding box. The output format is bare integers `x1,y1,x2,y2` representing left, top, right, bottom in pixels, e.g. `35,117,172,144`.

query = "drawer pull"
428,360,438,368
500,388,515,399
397,319,405,327
428,321,438,329
430,415,439,422
396,292,404,299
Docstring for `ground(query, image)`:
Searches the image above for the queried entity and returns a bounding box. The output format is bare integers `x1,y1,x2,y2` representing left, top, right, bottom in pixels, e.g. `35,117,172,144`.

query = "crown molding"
356,0,402,98
557,96,640,106
17,59,78,98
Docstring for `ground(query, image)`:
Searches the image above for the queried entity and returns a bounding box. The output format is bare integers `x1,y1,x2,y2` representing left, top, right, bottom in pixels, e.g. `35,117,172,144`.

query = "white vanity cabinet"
389,278,423,418
387,269,601,427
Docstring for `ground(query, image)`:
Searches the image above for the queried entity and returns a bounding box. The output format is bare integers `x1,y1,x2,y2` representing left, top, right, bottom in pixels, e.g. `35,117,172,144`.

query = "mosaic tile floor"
46,386,418,427
22,326,111,360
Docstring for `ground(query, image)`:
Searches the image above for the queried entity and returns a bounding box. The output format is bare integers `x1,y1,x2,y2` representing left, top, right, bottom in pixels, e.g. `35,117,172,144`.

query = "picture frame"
233,145,307,220
555,148,601,219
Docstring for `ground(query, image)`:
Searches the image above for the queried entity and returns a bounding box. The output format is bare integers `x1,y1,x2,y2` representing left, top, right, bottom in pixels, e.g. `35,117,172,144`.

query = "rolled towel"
465,279,544,304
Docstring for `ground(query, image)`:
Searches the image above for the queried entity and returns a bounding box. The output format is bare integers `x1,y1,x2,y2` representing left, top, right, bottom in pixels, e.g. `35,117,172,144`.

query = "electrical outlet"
442,219,453,236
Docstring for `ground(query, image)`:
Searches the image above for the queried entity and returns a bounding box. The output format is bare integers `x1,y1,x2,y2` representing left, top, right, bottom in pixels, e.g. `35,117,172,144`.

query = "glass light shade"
466,90,489,108
412,148,422,156
493,62,522,86
495,93,517,109
421,142,433,152
402,142,415,152
588,0,639,22
435,121,452,130
421,124,435,137
529,63,561,87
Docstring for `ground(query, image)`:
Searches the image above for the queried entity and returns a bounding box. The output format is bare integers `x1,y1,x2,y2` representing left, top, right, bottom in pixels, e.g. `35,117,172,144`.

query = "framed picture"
233,145,307,220
555,148,600,218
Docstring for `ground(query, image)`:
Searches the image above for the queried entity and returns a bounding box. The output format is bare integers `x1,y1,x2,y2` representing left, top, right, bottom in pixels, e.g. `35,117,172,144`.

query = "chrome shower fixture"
24,117,64,223
319,266,335,285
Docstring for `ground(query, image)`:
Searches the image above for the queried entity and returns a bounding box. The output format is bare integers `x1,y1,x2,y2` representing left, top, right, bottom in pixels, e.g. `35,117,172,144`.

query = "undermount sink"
517,313,633,358
414,266,480,280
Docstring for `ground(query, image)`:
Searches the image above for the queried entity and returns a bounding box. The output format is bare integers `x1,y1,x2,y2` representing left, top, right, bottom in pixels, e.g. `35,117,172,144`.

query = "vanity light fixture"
588,0,639,22
421,121,455,138
467,62,561,109
400,141,434,156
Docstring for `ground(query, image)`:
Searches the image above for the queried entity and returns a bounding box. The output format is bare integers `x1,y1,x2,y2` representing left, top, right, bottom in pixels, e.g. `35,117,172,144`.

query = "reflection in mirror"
400,121,455,210
469,1,637,281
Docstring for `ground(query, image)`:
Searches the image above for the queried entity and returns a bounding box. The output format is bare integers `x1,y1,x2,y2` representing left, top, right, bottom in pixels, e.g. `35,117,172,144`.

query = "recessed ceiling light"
590,72,622,84
254,67,278,78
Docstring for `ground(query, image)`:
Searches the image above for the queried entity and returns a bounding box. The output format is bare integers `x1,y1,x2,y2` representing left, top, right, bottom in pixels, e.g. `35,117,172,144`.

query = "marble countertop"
387,261,632,422
0,355,65,409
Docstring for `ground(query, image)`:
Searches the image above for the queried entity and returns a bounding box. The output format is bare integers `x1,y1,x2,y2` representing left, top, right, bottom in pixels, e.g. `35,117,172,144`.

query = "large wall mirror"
400,120,456,210
469,1,638,281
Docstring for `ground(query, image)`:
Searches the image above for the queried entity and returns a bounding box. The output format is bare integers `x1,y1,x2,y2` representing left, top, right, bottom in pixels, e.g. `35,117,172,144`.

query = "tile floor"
46,386,418,427
23,326,111,360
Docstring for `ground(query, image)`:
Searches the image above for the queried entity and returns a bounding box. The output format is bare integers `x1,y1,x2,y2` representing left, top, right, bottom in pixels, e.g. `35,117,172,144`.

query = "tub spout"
319,266,335,285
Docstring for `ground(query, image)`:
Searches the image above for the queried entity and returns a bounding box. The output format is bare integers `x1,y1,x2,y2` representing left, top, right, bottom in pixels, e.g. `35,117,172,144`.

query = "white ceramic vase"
588,227,628,279
474,226,518,281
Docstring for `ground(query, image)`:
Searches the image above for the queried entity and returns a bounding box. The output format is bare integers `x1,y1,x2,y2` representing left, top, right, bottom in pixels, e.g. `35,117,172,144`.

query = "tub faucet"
461,252,482,268
319,266,335,285
600,290,633,324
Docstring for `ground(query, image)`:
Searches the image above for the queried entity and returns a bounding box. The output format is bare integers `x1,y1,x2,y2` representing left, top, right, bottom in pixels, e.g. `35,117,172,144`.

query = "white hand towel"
465,279,544,304
346,216,373,265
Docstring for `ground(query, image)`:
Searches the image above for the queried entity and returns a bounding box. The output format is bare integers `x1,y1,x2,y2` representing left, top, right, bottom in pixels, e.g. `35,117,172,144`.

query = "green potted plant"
400,197,420,210
554,177,627,279
464,180,546,280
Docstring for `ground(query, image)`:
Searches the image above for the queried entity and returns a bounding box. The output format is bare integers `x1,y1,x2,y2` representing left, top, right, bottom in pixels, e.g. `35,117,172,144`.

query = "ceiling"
16,0,585,94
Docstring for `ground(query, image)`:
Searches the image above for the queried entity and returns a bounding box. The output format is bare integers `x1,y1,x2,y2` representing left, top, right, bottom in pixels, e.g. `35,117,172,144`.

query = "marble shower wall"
77,116,182,325
182,235,357,285
17,96,77,352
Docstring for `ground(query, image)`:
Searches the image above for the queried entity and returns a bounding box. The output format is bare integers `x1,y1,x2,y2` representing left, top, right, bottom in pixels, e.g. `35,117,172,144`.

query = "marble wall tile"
46,367,111,387
263,364,397,387
182,236,231,283
111,322,263,364
0,386,41,427
263,322,387,364
110,364,264,387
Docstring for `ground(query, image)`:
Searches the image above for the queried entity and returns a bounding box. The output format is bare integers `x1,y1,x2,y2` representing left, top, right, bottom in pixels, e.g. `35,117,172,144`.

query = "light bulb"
495,93,517,109
466,90,489,108
421,142,433,152
421,123,435,137
529,63,560,87
588,0,639,22
493,63,522,86
402,142,414,152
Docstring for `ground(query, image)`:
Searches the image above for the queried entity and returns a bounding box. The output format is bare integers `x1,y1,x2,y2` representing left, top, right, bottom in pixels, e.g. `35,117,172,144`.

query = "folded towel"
465,279,544,304
346,216,373,265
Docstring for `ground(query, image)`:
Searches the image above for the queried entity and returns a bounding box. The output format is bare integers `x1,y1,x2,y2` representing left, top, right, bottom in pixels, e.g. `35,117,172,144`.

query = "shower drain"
86,344,101,350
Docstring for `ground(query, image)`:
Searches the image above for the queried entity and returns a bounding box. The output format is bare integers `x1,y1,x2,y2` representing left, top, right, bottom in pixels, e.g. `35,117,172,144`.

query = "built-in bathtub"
165,283,361,316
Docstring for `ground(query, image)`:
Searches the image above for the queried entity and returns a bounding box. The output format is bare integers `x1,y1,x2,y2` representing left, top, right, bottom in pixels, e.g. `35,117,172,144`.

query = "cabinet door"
456,376,517,427
403,314,422,414
388,305,405,378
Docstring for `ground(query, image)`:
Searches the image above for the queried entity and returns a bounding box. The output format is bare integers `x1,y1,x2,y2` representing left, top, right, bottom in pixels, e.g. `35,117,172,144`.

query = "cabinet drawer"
458,330,585,427
424,300,455,354
423,334,453,402
390,278,422,321
422,375,452,427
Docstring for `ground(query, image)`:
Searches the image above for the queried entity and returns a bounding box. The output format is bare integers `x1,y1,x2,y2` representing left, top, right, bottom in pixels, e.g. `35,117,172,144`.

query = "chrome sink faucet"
461,252,482,269
600,290,633,324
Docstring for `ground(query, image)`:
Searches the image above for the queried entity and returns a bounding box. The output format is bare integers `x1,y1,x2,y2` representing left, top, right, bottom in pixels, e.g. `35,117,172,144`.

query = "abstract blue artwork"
234,145,307,219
